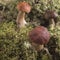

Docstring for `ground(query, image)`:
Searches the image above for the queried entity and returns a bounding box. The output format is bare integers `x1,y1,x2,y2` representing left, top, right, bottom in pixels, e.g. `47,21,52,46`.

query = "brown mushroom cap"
29,26,50,45
17,2,31,13
44,10,58,20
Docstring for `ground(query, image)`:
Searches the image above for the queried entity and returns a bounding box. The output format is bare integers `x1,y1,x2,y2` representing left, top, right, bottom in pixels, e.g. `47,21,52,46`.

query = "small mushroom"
29,26,51,59
16,1,31,28
44,10,58,30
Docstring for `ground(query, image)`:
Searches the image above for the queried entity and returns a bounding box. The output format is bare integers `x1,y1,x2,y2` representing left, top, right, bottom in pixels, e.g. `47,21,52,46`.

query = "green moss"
0,21,36,60
0,0,60,60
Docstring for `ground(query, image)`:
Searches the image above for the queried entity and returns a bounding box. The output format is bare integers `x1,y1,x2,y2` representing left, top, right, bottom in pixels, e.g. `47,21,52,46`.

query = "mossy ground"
0,0,60,60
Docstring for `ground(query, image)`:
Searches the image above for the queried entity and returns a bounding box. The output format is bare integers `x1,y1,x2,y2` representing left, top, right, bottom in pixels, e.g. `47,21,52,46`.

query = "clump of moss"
0,21,37,60
0,0,60,60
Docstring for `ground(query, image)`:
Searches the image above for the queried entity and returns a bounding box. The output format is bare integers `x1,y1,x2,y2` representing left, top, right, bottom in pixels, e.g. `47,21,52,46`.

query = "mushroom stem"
16,11,27,28
49,19,55,30
37,44,44,51
31,42,44,51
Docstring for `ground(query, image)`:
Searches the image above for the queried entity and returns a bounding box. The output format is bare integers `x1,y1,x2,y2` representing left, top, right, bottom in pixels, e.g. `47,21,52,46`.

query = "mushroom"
16,2,31,28
29,26,52,59
44,10,58,30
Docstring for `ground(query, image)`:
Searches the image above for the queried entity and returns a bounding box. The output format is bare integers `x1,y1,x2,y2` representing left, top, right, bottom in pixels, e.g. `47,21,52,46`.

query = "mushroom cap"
29,26,50,45
17,2,31,13
44,10,58,20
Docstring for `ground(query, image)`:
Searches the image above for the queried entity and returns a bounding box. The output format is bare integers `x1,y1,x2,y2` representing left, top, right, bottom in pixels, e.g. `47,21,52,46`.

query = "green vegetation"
0,0,60,60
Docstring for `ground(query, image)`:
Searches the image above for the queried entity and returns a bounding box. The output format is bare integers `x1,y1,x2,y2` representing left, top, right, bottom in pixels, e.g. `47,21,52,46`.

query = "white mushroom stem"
31,42,44,51
37,44,44,51
49,19,55,30
16,11,27,28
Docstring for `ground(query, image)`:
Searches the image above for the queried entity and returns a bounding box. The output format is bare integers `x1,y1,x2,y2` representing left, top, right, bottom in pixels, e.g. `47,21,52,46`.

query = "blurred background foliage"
0,0,60,60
